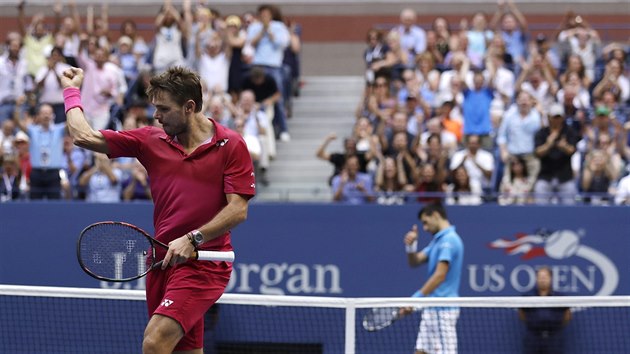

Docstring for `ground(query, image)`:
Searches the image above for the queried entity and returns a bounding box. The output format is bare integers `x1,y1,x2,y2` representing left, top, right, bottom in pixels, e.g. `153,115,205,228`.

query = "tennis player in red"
62,66,255,354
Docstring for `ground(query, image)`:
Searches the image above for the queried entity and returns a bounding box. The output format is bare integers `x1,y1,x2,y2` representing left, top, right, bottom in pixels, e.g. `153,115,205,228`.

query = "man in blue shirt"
331,154,374,204
403,203,464,354
13,103,66,199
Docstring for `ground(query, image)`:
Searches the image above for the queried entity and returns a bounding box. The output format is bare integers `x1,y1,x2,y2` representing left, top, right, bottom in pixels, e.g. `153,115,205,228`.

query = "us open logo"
485,229,619,295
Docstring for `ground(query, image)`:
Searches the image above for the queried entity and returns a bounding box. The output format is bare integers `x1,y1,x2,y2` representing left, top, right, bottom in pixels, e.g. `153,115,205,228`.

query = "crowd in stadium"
0,1,629,206
0,0,301,202
317,2,630,206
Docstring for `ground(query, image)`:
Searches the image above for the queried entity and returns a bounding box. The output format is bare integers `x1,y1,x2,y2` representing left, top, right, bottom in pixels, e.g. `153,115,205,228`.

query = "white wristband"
405,241,418,253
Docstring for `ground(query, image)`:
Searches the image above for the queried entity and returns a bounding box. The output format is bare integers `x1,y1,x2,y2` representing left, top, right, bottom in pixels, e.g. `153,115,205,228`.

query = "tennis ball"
544,230,580,259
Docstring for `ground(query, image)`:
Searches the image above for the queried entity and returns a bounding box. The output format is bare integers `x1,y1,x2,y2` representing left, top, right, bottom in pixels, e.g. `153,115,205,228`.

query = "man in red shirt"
62,66,255,353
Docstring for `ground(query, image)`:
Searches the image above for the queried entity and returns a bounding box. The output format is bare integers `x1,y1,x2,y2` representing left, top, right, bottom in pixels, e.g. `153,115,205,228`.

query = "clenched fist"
61,67,85,89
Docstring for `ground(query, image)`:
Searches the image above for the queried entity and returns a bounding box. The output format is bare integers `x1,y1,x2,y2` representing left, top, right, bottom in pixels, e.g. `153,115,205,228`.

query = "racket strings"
363,307,399,331
78,223,153,281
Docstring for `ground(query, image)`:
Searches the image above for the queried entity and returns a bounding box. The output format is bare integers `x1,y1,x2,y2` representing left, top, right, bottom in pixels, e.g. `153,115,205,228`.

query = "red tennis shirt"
100,119,255,253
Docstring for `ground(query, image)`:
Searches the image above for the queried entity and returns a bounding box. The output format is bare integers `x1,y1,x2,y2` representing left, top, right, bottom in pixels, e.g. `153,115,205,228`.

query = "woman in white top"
35,46,71,123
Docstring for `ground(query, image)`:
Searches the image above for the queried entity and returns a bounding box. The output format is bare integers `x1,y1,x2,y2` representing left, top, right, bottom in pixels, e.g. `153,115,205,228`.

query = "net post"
344,298,356,354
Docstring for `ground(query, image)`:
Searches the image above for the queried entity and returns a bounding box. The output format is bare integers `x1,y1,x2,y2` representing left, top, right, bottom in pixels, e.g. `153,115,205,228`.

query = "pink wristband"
63,87,83,114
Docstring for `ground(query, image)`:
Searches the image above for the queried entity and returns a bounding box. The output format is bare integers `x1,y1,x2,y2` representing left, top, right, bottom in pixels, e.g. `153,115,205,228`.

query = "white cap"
548,103,565,117
14,131,29,143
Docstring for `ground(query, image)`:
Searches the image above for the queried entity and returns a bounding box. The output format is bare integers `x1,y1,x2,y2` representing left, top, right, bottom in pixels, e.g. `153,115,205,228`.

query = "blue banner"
0,203,628,297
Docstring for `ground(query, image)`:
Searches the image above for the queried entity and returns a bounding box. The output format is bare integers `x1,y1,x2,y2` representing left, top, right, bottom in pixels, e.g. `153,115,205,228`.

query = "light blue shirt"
247,21,290,68
395,25,426,64
496,105,542,155
421,226,464,297
28,123,65,168
501,30,526,64
331,172,374,205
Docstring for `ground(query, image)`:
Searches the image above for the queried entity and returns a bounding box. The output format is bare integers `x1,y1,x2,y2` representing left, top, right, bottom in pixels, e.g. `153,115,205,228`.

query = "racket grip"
152,260,164,269
195,250,235,262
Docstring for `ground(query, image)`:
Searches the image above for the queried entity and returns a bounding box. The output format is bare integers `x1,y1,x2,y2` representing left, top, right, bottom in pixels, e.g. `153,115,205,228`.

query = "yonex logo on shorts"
160,299,174,307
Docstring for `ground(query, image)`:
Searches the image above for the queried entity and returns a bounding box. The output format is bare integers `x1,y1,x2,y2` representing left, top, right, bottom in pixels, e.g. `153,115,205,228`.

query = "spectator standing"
35,46,71,124
152,0,188,74
564,24,601,84
449,134,495,196
282,18,302,118
533,104,579,204
224,15,247,102
393,8,427,69
497,91,542,185
465,12,494,69
0,38,27,123
17,2,54,78
114,36,140,84
77,43,121,130
490,0,528,73
516,64,558,112
13,103,65,199
246,4,290,142
461,64,495,148
118,19,150,64
241,66,285,141
194,32,229,94
52,0,81,67
431,17,452,68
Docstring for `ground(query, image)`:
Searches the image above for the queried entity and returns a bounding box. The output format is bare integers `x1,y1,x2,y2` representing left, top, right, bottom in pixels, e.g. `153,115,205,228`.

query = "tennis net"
1,285,628,354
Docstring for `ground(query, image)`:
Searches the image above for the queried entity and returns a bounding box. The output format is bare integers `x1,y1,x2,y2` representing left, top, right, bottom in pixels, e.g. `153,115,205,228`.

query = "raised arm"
61,67,109,154
17,1,27,37
404,224,428,267
507,0,528,30
53,0,63,35
316,132,337,161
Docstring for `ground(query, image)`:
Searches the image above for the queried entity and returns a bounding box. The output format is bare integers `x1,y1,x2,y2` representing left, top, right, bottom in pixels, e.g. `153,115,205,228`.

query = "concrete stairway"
255,76,365,202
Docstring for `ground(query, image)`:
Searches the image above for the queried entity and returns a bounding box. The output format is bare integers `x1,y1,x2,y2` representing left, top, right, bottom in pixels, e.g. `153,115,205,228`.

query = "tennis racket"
77,221,235,282
362,307,402,331
362,295,424,332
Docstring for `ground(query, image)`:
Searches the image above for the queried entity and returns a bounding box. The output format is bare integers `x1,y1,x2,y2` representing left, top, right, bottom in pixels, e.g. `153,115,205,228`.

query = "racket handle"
152,251,235,269
195,250,235,262
152,260,164,270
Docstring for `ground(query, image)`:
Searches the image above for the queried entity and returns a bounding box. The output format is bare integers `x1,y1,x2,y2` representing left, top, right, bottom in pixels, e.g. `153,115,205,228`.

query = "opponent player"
403,203,464,354
62,66,255,353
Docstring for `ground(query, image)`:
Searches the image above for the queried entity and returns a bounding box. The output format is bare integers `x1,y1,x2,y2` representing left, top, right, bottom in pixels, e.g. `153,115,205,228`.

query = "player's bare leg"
143,314,202,354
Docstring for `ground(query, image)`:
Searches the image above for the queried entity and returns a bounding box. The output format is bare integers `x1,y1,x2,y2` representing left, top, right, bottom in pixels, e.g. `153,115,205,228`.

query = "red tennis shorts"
146,260,232,350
